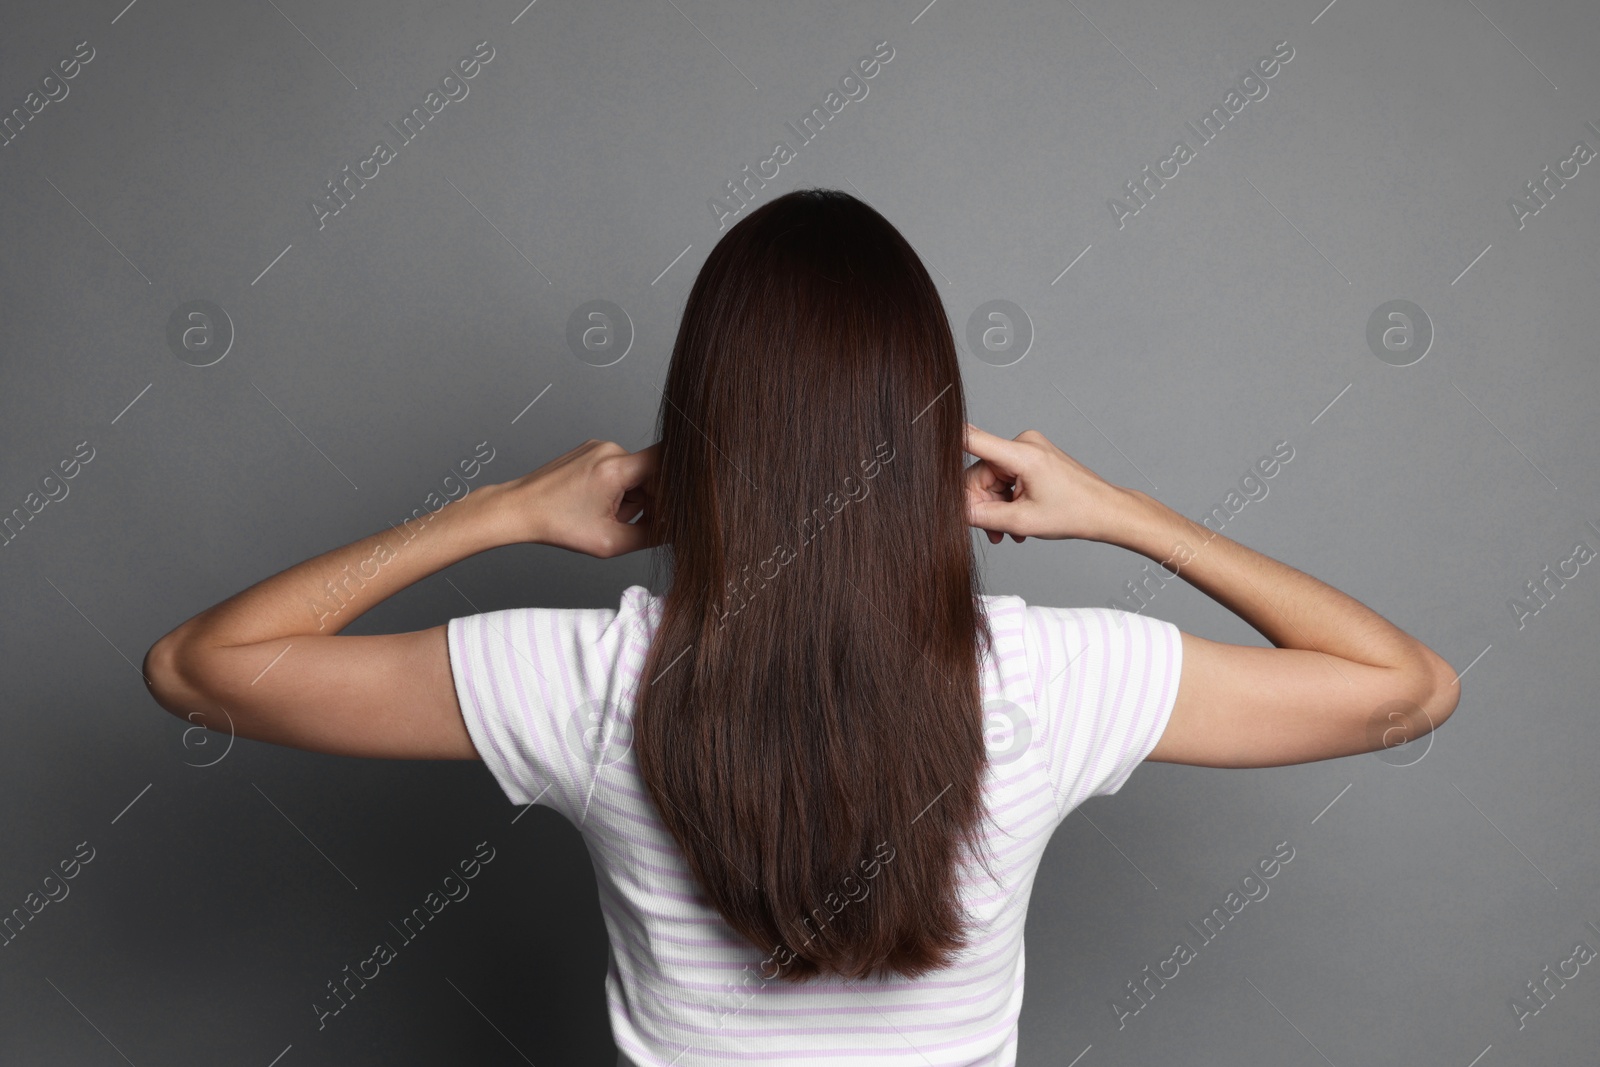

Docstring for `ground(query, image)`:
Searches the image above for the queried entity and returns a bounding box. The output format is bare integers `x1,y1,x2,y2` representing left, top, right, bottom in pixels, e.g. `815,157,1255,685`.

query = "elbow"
143,630,202,719
1412,647,1462,737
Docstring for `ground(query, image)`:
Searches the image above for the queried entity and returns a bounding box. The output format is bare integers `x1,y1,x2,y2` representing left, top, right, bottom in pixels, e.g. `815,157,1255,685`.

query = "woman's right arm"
963,424,1460,769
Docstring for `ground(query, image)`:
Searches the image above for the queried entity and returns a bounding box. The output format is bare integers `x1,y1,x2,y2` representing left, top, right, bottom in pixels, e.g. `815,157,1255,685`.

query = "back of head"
635,187,994,982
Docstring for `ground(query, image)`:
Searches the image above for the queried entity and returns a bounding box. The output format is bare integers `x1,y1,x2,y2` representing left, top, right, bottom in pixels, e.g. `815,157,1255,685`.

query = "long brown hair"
634,188,994,982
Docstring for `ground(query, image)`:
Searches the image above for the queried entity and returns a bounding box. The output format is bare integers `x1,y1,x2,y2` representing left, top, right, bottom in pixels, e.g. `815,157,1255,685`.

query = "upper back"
446,585,1182,1065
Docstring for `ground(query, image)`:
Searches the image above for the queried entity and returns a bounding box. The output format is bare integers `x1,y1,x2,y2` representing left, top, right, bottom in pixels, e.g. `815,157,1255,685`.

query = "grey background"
1,0,1596,1064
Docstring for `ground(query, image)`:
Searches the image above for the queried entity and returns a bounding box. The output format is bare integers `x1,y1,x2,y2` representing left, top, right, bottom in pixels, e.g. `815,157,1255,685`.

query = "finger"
968,497,1022,533
967,456,1022,502
963,459,1006,498
963,423,1027,474
612,445,660,490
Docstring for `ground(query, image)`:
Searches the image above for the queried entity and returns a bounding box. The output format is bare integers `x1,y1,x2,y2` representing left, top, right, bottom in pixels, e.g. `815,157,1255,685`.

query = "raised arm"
142,439,660,759
964,424,1459,769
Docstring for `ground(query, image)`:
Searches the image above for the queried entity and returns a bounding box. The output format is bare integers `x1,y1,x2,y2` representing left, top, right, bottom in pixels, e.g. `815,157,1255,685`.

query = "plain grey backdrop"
2,0,1597,1064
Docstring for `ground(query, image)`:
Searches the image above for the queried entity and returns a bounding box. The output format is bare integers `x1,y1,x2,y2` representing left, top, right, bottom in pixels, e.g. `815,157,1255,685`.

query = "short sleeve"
1020,605,1184,818
445,589,652,822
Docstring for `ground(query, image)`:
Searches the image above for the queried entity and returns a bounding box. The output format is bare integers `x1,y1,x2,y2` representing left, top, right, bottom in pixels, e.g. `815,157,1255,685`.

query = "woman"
144,188,1459,1065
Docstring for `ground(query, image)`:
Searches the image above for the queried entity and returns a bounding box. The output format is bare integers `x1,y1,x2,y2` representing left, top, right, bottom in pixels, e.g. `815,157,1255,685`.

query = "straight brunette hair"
634,188,998,982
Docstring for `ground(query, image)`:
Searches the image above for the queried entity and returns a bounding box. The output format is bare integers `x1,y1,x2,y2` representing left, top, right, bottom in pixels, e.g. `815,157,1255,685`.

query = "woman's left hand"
490,439,661,557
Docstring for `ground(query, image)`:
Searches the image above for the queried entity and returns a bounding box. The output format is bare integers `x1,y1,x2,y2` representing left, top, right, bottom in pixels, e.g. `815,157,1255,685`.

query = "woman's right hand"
963,423,1142,545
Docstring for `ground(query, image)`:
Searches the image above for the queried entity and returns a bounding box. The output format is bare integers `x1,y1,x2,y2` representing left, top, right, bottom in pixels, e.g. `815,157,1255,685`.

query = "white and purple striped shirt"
446,585,1183,1066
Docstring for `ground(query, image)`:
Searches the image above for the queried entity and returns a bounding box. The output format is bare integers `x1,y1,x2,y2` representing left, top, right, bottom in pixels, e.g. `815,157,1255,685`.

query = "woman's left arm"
143,439,658,759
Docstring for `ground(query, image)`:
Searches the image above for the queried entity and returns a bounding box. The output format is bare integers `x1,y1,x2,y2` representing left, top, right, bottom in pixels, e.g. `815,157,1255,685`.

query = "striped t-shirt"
446,585,1183,1067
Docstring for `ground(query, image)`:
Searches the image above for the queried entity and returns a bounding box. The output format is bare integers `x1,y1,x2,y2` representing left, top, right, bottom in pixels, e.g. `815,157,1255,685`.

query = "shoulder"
454,584,658,640
1015,598,1167,645
1002,597,1184,692
446,584,662,695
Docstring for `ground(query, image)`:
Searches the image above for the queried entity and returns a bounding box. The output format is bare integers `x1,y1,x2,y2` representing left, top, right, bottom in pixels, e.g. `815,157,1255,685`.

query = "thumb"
598,512,657,557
